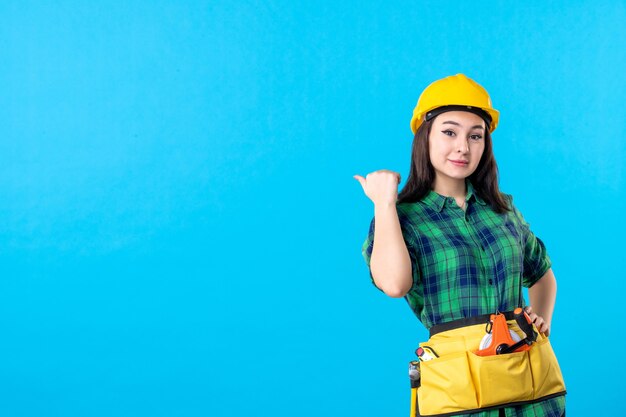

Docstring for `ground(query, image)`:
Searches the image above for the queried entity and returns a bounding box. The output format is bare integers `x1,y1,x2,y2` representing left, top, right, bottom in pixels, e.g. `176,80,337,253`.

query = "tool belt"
409,313,567,417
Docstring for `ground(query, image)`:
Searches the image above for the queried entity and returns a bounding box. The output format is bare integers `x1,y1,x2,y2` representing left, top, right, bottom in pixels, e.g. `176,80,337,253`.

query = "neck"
432,177,467,199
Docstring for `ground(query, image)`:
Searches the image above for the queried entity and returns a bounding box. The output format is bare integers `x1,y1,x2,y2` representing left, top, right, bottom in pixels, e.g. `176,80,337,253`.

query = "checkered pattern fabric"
361,179,565,416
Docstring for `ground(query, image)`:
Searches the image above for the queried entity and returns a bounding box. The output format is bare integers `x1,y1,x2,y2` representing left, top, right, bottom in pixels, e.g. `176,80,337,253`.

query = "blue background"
1,1,624,416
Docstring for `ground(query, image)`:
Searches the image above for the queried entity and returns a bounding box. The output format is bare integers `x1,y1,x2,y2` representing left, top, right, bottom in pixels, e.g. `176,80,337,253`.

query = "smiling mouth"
450,160,469,165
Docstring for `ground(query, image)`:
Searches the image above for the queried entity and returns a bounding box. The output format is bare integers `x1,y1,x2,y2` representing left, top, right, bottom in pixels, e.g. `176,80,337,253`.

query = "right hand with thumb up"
353,170,401,206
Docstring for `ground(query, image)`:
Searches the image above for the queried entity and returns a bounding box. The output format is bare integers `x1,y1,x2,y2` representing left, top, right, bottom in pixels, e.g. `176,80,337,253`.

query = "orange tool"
498,307,538,354
474,308,536,356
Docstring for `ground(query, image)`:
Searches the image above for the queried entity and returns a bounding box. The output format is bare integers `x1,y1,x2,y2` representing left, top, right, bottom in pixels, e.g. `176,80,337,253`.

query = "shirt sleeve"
509,197,552,288
361,207,420,292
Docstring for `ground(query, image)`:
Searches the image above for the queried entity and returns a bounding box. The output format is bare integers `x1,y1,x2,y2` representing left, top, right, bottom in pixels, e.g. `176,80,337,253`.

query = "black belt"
429,311,516,337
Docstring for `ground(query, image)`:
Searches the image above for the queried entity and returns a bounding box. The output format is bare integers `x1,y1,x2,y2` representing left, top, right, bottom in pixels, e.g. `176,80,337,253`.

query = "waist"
428,311,516,337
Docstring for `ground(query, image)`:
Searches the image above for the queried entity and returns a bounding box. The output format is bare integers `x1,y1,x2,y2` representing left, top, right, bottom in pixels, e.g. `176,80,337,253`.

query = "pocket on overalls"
417,351,478,415
467,349,533,408
528,337,567,398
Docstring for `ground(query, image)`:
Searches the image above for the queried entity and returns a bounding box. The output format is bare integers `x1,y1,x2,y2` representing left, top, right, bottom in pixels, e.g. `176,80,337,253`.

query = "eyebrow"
441,121,485,130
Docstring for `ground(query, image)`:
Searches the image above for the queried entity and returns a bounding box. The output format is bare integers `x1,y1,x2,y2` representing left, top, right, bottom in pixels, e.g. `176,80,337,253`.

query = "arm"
527,268,557,337
369,202,413,298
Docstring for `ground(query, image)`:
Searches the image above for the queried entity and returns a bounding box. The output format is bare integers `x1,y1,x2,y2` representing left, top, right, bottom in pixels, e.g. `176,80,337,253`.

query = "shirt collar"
466,180,487,206
421,179,487,212
421,188,447,212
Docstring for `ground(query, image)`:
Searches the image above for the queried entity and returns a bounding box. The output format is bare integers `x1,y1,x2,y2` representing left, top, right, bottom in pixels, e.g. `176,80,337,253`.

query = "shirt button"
488,279,494,285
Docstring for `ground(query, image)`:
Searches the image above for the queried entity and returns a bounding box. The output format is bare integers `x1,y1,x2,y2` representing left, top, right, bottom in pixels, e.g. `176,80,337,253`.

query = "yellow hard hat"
410,73,500,135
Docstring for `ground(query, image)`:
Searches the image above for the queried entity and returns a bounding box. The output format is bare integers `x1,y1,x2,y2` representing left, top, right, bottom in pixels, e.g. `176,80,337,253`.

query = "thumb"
353,175,366,189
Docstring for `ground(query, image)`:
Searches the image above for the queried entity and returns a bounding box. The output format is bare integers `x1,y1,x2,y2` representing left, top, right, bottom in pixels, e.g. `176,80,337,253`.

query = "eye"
470,134,483,141
442,130,455,137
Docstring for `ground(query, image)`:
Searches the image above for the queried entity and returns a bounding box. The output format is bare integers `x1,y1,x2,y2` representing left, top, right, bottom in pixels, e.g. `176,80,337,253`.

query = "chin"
434,164,478,181
444,171,472,180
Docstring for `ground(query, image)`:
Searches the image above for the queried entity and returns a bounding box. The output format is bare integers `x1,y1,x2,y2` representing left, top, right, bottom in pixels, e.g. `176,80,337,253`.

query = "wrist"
374,201,396,210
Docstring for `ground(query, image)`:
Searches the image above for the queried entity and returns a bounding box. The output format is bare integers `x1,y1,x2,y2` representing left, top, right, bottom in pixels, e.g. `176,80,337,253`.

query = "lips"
450,159,469,166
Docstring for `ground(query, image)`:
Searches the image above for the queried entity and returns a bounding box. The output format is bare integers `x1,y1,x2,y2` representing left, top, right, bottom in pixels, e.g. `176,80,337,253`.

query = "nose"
457,138,469,154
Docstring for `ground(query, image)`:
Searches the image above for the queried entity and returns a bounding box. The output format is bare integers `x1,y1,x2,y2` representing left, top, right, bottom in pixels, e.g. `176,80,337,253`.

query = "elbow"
370,255,413,298
383,286,410,298
373,275,412,298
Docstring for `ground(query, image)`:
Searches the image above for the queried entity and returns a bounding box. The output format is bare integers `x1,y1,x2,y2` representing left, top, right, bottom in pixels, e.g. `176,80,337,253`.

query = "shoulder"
394,202,423,244
396,201,418,215
492,191,516,216
396,201,427,224
500,192,514,206
498,192,520,217
498,192,534,232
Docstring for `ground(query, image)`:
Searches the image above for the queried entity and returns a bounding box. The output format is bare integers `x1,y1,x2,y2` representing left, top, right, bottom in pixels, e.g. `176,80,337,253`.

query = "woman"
353,74,566,417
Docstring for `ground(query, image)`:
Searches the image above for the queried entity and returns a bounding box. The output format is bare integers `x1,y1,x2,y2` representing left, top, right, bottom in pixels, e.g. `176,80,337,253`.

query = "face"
428,111,486,184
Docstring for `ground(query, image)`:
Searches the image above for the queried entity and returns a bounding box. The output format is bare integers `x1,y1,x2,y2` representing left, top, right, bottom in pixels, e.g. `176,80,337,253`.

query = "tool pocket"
528,336,567,397
417,351,478,415
467,349,533,408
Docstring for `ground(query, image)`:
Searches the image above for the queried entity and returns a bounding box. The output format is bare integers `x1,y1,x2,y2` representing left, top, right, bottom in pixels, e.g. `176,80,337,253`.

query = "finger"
524,306,533,314
353,175,366,189
535,320,547,334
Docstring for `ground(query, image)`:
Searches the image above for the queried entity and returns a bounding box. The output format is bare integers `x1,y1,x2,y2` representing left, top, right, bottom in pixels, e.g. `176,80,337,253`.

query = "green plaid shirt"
361,180,565,416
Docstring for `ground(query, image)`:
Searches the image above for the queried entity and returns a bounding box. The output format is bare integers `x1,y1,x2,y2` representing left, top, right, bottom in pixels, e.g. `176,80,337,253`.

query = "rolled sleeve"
361,217,381,290
522,235,551,287
509,199,552,288
361,208,420,292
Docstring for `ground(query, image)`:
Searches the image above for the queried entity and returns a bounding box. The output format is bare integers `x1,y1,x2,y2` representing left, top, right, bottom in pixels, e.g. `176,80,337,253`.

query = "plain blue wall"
1,1,624,416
